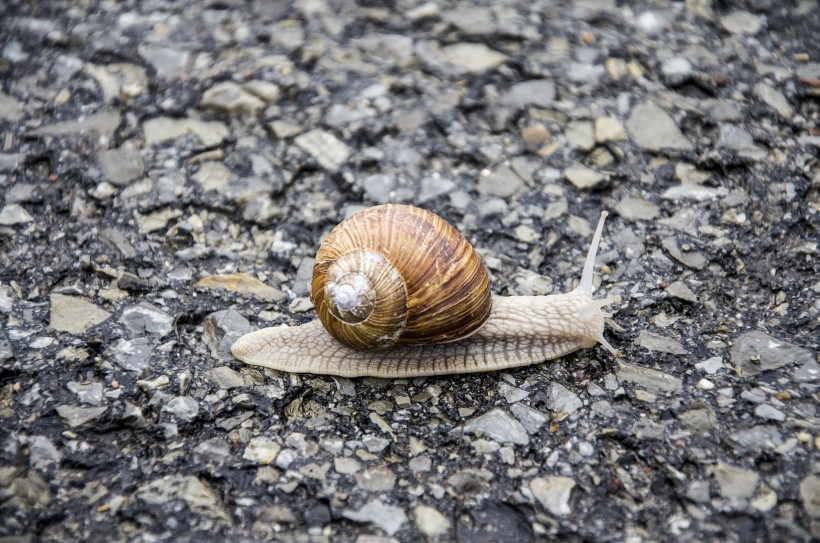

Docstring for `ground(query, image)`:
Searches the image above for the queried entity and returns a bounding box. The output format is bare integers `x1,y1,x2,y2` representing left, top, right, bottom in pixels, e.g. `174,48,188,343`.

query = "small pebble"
697,378,715,390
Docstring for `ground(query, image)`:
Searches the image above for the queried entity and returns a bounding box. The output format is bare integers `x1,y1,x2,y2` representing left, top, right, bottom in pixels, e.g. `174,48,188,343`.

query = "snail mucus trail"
231,204,619,378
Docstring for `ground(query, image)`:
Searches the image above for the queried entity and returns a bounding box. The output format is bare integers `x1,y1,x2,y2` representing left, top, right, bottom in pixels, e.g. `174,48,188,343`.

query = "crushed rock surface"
1,0,818,542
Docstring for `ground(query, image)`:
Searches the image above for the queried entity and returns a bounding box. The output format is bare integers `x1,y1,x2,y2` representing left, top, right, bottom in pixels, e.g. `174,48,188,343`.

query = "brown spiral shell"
310,204,493,350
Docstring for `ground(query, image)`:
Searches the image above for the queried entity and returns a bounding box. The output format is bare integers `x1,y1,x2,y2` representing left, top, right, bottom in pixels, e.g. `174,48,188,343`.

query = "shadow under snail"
231,204,619,378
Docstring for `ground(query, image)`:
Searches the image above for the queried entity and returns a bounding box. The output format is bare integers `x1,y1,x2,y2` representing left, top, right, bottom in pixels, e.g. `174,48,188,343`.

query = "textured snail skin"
231,211,618,378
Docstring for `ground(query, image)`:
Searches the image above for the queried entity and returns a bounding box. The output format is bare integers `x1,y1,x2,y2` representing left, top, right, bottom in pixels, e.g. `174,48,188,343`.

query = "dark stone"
117,272,151,292
456,502,533,543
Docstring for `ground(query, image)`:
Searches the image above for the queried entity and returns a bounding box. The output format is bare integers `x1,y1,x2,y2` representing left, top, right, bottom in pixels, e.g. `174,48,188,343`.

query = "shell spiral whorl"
321,249,408,349
310,204,492,350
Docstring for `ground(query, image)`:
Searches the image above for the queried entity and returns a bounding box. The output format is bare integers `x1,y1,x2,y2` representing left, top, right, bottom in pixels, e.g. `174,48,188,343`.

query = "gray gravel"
1,0,819,542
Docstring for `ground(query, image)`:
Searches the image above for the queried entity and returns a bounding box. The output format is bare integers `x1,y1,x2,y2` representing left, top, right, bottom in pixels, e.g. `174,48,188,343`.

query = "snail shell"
310,204,492,350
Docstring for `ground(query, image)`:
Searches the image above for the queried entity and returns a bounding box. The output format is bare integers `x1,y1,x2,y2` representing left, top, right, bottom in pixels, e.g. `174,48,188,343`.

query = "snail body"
231,204,618,378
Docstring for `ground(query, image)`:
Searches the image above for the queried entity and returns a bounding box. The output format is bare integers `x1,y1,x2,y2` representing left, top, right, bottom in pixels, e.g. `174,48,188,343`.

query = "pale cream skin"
231,212,618,378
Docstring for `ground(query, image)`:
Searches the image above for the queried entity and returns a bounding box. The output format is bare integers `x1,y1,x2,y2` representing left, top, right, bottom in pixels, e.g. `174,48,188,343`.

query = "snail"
231,204,619,378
